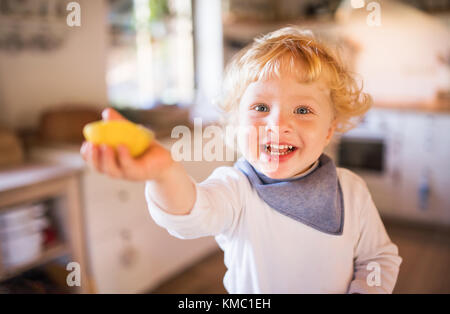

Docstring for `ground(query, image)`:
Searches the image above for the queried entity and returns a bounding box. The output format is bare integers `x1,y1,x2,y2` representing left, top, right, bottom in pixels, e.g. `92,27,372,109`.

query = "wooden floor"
387,220,450,294
150,219,450,294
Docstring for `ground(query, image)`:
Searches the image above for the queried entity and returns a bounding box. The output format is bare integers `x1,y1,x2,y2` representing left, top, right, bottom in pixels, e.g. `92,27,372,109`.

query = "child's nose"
267,111,294,135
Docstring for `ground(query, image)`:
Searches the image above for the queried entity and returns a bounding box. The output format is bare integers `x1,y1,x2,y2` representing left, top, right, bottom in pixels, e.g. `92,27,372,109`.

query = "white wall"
337,1,450,104
0,0,109,130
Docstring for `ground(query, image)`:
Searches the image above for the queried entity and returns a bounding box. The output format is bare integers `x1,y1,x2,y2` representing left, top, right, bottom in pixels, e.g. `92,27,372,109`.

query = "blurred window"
107,0,194,108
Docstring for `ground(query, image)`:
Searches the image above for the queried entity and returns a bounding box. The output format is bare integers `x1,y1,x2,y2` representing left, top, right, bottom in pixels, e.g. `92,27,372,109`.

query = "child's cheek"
237,124,260,163
237,111,266,162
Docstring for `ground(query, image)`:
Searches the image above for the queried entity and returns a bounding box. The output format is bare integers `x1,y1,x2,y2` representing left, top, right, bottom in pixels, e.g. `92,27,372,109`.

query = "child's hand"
80,108,174,181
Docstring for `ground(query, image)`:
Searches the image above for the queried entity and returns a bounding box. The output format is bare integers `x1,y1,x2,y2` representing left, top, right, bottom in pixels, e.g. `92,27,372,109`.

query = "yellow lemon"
83,120,154,157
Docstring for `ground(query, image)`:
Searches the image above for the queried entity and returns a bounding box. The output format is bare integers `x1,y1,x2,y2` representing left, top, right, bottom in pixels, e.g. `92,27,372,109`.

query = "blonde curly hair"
219,26,372,134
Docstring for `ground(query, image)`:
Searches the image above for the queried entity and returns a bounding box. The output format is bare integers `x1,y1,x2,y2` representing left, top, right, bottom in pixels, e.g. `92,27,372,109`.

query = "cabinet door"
89,222,159,293
82,170,151,241
397,112,450,225
427,114,450,225
90,218,218,293
396,113,427,220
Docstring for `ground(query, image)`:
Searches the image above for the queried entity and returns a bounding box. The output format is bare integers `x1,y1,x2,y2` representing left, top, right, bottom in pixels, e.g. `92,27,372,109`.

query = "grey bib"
235,153,344,235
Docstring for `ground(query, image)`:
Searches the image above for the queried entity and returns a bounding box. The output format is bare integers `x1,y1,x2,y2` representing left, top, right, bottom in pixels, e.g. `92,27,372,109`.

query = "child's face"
237,70,336,179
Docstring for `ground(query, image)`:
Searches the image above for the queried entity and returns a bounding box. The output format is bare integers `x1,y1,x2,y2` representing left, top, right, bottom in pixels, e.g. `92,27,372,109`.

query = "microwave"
337,136,385,173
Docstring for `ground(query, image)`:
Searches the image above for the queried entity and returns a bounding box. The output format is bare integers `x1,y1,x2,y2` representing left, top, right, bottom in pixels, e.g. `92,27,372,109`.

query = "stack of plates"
0,203,49,267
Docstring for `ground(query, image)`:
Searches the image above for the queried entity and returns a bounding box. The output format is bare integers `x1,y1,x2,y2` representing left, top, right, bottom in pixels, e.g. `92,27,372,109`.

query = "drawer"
89,222,157,293
89,218,218,293
82,170,151,240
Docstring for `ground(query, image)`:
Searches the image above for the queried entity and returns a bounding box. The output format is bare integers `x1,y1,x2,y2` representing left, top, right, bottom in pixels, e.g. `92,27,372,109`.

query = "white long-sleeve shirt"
145,165,402,294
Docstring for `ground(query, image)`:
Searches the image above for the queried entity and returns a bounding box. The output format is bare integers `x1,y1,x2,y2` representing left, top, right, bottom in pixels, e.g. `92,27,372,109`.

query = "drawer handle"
117,189,130,202
119,245,138,268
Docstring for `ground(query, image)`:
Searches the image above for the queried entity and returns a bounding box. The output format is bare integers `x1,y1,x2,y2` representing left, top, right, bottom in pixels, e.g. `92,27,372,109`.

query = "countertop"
374,100,450,114
0,162,82,194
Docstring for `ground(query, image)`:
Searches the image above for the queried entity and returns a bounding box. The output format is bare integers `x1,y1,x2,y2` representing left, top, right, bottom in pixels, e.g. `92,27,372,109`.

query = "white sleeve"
145,166,245,240
348,191,403,294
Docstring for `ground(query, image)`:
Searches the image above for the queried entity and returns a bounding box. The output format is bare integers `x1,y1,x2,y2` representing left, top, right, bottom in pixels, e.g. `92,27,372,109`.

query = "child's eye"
294,106,312,115
253,104,270,112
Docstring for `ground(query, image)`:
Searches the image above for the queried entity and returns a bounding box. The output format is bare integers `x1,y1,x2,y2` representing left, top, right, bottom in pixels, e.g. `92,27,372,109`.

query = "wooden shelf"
0,162,94,293
0,243,69,282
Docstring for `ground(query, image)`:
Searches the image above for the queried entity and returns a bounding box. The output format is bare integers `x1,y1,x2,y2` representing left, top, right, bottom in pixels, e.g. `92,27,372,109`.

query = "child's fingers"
89,143,101,172
116,145,137,177
100,145,123,178
81,142,101,172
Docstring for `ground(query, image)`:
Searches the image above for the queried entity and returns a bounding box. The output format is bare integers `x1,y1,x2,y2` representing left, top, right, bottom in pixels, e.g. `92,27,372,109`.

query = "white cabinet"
81,171,150,241
88,215,218,293
30,142,234,293
396,112,450,225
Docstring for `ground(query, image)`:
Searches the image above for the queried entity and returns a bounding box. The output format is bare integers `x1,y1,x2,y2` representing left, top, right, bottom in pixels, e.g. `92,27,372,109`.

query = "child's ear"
325,119,337,145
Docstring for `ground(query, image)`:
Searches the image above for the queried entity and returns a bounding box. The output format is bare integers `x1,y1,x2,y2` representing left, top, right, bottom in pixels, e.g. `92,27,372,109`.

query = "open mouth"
262,143,297,156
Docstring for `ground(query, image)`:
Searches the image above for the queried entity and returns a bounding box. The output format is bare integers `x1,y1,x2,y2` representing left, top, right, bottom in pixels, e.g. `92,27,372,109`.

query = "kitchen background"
0,0,449,293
